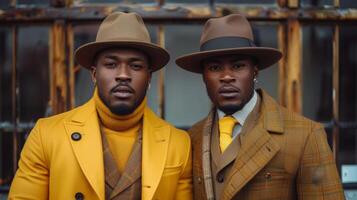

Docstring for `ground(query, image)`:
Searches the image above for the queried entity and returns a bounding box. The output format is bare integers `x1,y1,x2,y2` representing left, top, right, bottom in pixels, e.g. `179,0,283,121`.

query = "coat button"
71,132,82,141
216,173,224,183
75,192,84,200
265,172,272,180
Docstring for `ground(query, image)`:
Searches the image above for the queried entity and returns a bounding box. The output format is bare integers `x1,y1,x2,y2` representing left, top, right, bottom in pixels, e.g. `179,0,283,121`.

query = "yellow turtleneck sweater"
94,89,146,173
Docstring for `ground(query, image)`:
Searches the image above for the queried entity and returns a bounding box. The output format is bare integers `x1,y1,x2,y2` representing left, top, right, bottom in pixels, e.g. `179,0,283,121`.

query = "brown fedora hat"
75,12,169,71
175,14,282,73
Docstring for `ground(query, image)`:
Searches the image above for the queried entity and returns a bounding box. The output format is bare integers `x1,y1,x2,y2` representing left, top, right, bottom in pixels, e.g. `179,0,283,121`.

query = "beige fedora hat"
175,14,282,73
75,12,169,71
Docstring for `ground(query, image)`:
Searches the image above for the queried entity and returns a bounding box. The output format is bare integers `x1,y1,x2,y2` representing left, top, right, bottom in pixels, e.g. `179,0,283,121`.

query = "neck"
94,88,146,131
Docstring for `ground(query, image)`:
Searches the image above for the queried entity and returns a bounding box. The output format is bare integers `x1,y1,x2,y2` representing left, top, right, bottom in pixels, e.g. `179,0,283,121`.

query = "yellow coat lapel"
64,99,105,200
142,107,171,200
63,100,173,200
221,90,284,200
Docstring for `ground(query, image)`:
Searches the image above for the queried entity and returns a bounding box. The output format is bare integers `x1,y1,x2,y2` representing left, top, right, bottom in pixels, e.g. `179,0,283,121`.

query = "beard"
218,103,245,115
109,104,136,115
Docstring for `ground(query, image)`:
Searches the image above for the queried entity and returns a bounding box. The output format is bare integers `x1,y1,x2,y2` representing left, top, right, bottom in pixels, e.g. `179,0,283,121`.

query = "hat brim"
175,47,282,73
75,41,170,72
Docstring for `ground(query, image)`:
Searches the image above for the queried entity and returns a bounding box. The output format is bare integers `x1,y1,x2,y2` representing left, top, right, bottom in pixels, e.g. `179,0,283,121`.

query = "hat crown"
200,14,254,45
96,12,151,43
175,14,282,73
74,12,170,71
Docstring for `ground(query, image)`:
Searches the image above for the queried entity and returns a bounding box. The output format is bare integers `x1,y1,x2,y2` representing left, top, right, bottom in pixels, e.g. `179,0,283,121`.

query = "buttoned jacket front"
9,97,192,200
189,89,344,200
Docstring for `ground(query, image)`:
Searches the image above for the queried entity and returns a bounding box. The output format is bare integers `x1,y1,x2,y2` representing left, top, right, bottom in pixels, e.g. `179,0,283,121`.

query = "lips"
218,86,240,98
112,85,134,99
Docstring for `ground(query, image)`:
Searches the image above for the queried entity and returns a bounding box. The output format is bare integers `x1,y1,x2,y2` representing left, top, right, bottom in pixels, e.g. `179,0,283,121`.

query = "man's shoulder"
36,100,94,128
187,117,208,141
157,118,192,155
167,121,190,143
263,98,325,143
277,104,321,129
189,118,206,133
260,89,320,129
146,108,190,143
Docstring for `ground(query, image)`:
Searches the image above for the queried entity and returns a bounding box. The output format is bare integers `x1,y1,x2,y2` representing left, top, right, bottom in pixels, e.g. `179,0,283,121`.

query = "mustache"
110,83,135,93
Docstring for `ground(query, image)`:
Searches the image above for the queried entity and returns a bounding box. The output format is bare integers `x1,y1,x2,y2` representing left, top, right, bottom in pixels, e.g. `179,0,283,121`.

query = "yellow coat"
9,98,193,200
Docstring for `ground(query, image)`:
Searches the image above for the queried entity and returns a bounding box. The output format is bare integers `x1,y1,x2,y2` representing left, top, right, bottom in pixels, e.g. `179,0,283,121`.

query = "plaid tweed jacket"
101,127,142,200
189,89,345,200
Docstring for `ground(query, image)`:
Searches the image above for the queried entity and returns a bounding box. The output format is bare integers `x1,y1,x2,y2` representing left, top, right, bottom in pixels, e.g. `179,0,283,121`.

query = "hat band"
200,36,256,52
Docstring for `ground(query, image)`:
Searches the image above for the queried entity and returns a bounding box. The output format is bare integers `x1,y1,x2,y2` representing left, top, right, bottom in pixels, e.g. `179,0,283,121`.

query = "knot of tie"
219,116,237,153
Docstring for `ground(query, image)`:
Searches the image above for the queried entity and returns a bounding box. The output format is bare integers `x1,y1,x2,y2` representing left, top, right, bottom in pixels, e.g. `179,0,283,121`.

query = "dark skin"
91,48,151,115
202,54,258,115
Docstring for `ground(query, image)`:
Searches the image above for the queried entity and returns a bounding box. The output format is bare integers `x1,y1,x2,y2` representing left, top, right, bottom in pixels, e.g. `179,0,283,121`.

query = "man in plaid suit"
175,14,344,199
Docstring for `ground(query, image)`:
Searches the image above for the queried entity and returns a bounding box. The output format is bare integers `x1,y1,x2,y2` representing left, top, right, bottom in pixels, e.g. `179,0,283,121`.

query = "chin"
218,103,244,115
109,102,135,115
110,106,135,115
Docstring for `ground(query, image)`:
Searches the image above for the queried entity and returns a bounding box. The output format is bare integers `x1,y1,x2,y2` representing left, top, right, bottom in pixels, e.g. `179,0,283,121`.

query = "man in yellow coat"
176,14,344,199
9,12,192,200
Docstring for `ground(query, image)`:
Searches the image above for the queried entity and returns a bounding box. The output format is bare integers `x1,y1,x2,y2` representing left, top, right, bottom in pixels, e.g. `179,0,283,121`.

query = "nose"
219,67,235,83
115,65,131,82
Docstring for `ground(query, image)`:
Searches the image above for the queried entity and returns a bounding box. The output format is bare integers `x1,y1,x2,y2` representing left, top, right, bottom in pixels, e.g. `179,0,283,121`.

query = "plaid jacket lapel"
110,131,142,199
101,125,142,200
101,127,121,196
110,130,142,199
221,124,280,200
221,90,282,200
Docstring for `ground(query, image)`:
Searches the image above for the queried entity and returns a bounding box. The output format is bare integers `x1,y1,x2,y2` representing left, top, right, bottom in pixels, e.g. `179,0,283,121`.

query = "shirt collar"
217,90,258,126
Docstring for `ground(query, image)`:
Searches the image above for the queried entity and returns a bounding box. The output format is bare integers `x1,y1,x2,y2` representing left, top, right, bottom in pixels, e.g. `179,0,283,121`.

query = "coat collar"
68,98,97,124
64,98,105,200
141,107,171,200
257,89,284,134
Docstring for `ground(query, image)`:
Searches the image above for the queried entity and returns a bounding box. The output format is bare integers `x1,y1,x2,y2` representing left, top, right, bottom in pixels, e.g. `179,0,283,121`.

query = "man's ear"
90,66,97,84
201,65,207,84
202,73,207,84
253,65,259,78
145,69,152,91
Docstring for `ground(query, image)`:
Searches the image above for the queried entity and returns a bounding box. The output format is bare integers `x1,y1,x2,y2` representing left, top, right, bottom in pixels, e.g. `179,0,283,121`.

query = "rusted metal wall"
1,0,357,181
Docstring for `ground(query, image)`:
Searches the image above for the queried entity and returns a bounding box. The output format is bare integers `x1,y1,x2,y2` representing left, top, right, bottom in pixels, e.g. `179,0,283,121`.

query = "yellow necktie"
219,116,237,153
